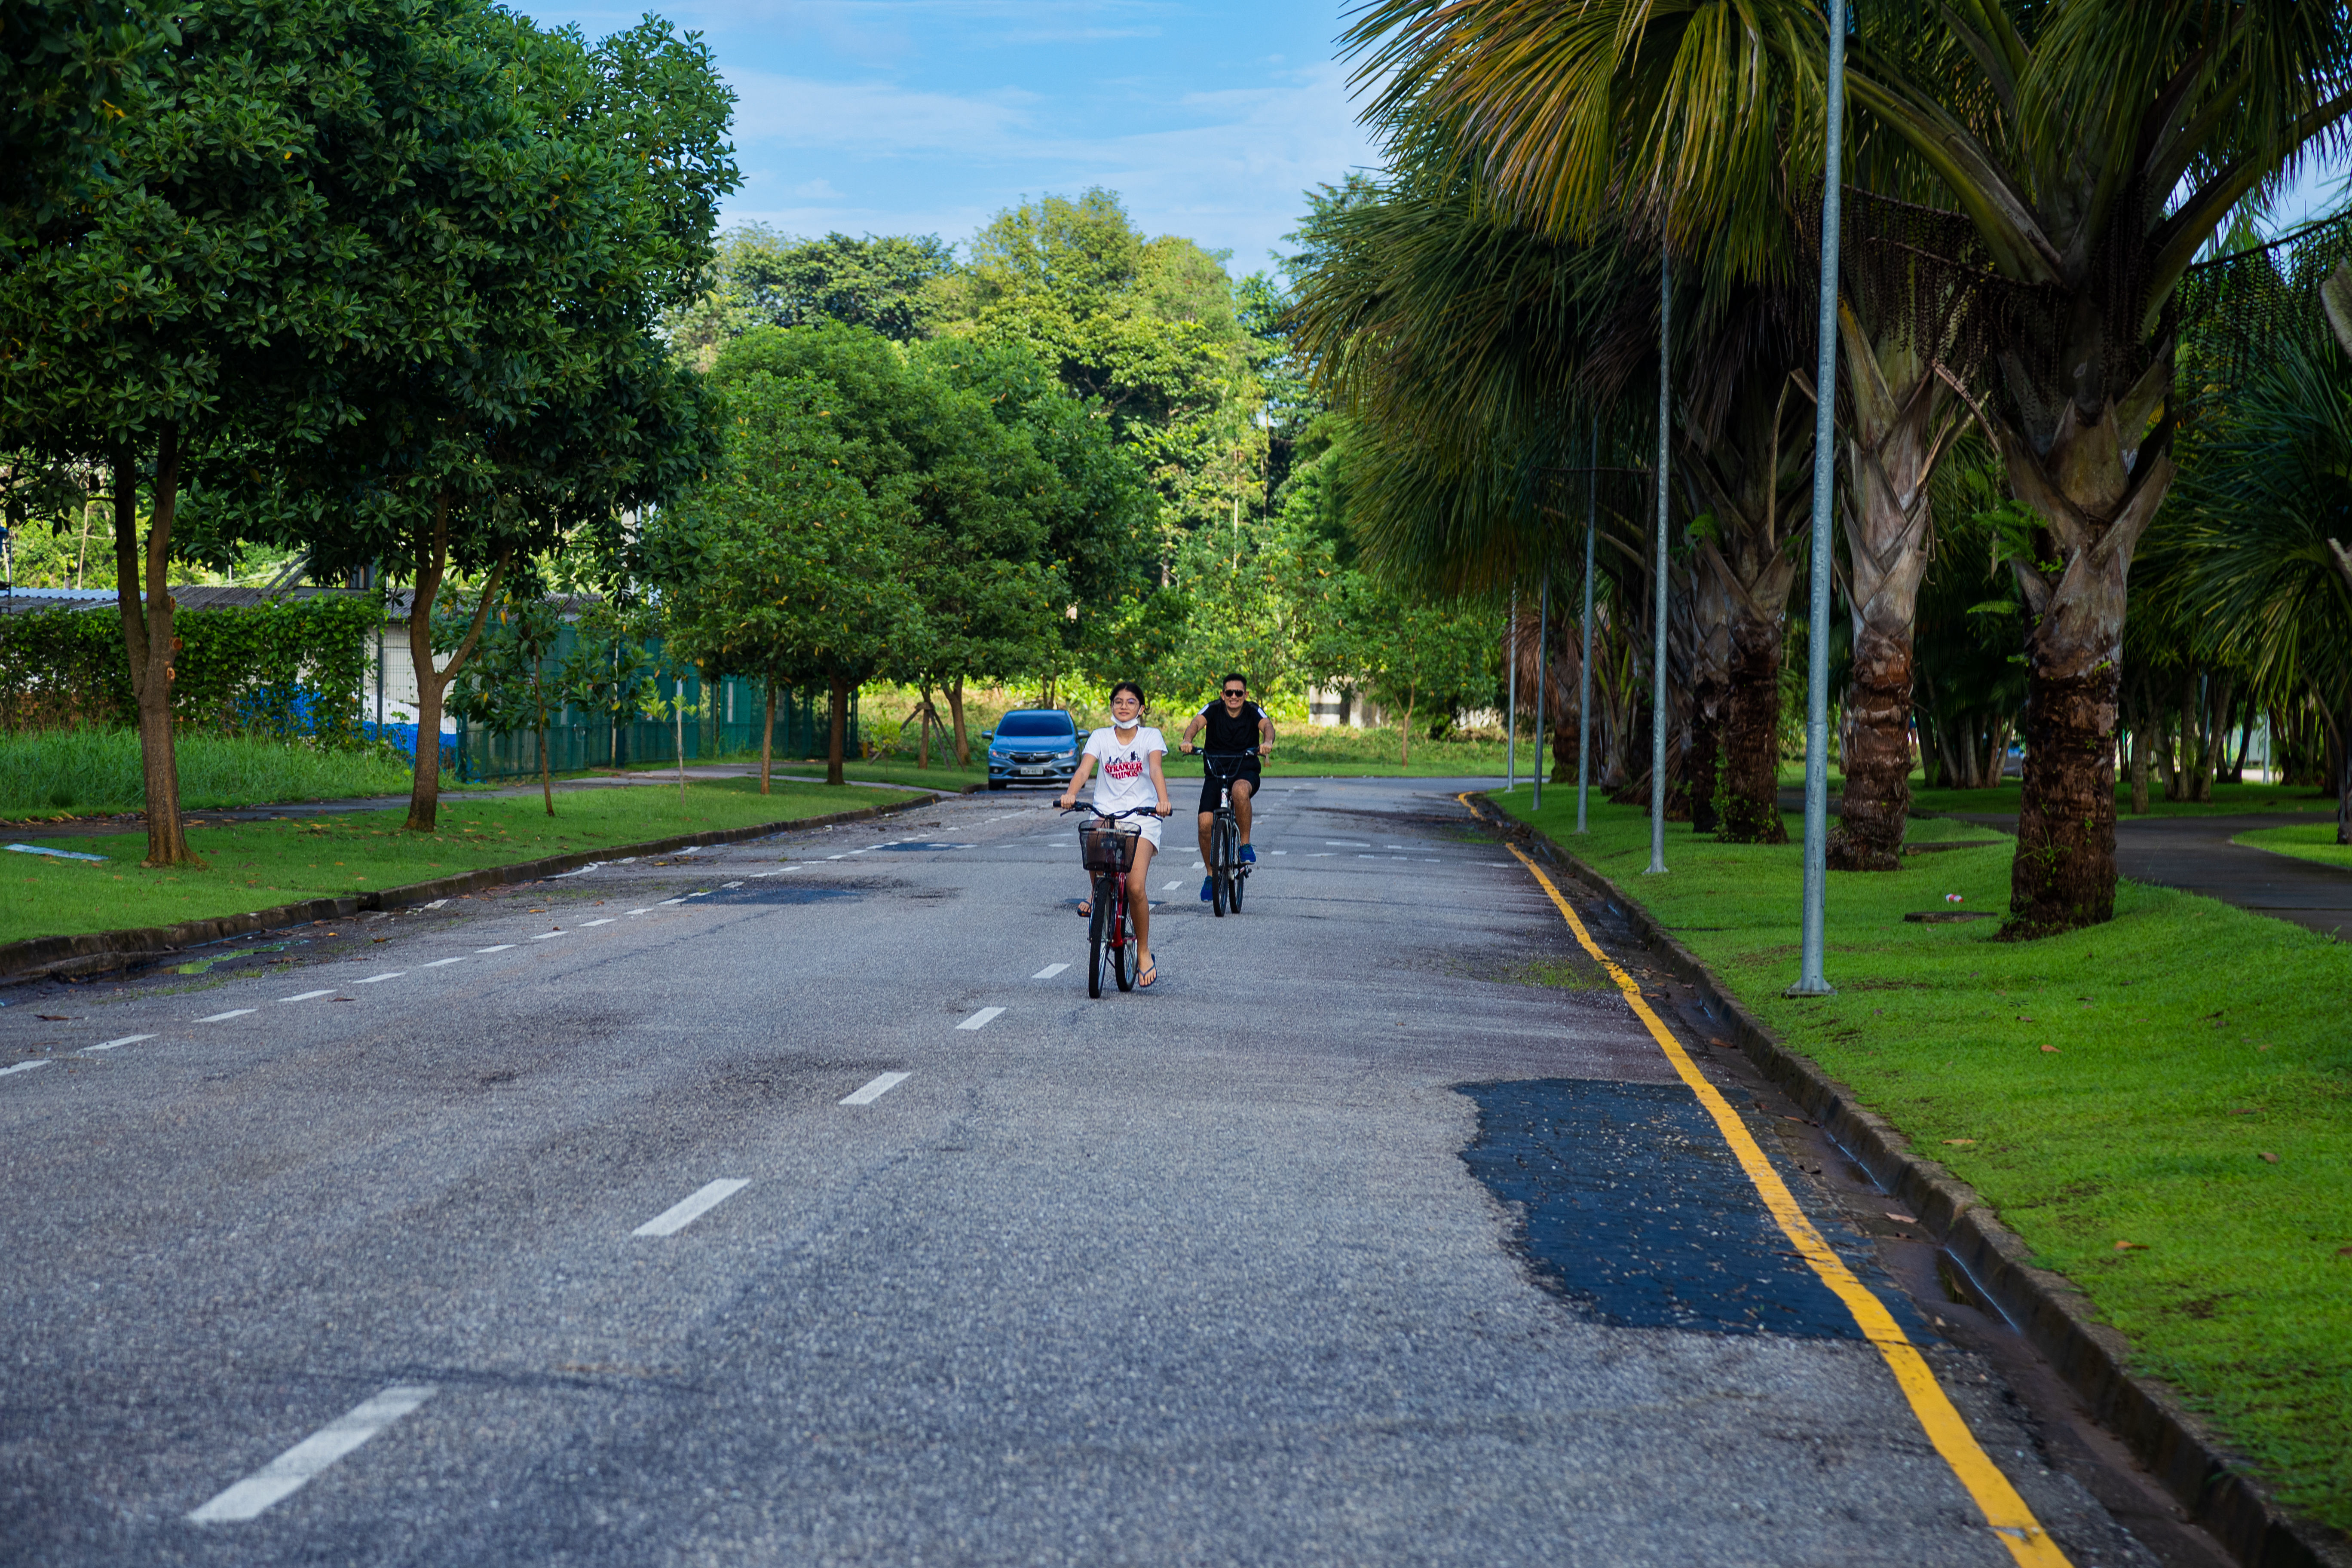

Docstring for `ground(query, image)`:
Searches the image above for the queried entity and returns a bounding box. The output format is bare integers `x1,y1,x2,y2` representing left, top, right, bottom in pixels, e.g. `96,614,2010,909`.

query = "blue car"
986,708,1081,790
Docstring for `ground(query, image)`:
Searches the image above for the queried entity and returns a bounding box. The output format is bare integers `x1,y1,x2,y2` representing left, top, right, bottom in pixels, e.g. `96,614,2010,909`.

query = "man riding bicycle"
1177,673,1277,903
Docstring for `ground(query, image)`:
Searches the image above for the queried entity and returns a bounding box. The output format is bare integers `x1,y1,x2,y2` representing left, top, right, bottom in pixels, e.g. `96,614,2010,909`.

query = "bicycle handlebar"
1060,802,1169,819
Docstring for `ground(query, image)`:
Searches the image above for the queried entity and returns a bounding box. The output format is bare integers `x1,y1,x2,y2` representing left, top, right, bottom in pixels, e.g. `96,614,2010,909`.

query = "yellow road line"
1461,795,2070,1568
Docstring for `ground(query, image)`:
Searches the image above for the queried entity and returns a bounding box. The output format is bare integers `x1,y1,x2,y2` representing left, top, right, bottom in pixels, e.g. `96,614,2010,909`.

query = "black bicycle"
1200,748,1256,917
1070,804,1160,997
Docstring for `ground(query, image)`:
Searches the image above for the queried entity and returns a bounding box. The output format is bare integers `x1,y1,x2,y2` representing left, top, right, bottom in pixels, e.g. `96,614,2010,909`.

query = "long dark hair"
1109,680,1145,707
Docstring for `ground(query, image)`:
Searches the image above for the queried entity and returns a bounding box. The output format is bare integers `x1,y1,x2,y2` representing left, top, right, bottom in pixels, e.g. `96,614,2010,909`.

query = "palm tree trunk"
1998,366,2175,934
1718,600,1789,843
1828,310,1946,873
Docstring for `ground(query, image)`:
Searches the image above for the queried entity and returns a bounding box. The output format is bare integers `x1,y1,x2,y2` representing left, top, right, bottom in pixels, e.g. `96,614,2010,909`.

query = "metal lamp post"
1577,418,1597,835
1646,255,1671,876
1791,0,1848,997
1506,589,1518,791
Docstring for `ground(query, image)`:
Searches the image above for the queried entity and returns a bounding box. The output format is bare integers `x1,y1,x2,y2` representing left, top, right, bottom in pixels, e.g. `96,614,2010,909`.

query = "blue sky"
521,0,1379,275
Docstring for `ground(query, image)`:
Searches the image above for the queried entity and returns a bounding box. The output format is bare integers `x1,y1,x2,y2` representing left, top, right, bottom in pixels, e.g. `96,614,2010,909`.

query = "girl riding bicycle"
1057,681,1173,989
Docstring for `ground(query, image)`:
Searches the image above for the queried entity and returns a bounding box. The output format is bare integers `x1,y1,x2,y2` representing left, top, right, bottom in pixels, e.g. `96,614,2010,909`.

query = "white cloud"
720,59,1377,266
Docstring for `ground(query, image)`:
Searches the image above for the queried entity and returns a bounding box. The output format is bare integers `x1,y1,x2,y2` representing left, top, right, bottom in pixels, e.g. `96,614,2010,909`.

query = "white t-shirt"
1084,724,1165,816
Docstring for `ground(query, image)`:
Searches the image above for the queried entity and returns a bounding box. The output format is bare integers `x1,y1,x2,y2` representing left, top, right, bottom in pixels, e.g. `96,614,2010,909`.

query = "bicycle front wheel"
1113,903,1136,991
1211,818,1233,917
1088,879,1111,998
1229,861,1245,912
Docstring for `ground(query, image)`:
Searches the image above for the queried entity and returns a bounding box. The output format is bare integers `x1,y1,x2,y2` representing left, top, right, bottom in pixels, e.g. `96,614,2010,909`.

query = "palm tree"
1347,0,2352,929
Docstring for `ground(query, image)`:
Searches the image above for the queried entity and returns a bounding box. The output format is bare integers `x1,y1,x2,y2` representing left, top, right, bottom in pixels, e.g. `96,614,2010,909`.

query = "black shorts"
1197,758,1260,815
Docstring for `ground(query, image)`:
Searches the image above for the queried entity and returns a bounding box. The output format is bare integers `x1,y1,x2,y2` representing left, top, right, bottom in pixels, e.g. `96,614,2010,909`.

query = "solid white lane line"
187,1384,436,1523
92,1034,155,1050
2,1060,49,1077
280,990,335,1002
420,958,466,969
531,931,567,940
839,1071,910,1106
581,919,615,927
1032,963,1069,979
956,1007,1004,1030
355,972,404,983
476,944,514,953
631,1179,750,1237
195,1009,256,1023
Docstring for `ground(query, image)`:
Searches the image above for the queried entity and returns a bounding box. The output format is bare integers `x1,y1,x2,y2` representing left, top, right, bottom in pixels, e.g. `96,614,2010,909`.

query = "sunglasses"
1222,688,1246,697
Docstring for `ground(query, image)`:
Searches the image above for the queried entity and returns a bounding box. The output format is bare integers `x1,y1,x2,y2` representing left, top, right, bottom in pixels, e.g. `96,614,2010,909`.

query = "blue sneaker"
1239,843,1256,864
1200,876,1214,901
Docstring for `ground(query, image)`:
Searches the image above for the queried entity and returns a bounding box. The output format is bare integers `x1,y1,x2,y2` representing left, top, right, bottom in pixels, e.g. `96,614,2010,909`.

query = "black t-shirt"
1196,700,1265,754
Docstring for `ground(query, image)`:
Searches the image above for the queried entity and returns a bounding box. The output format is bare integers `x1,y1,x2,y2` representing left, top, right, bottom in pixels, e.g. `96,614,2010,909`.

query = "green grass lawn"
1492,792,2352,1532
2235,822,2352,870
1,729,425,818
3,777,927,946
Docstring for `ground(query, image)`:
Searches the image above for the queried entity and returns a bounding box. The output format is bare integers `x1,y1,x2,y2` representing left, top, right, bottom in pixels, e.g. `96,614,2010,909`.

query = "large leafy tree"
668,227,956,365
1,0,520,864
276,8,735,831
651,334,922,788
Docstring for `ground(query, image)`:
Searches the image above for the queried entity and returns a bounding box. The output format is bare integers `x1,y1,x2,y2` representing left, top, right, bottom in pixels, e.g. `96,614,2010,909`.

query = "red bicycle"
1072,804,1158,998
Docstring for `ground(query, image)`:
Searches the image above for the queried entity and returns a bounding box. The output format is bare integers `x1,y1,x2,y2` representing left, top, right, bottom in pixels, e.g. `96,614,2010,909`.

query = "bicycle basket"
1079,821,1139,872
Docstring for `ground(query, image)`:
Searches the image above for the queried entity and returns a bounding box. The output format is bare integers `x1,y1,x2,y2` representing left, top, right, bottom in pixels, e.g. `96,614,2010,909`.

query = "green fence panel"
450,668,859,784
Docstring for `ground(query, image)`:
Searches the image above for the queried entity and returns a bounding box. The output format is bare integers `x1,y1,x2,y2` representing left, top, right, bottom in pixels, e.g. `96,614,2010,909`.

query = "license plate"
1019,766,1047,775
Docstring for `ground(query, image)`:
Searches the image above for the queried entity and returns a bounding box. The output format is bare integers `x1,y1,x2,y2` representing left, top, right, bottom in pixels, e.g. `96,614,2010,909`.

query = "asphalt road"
2,778,2171,1565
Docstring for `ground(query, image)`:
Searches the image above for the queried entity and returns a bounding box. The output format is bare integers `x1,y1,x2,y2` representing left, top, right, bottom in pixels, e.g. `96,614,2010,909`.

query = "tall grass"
0,729,416,816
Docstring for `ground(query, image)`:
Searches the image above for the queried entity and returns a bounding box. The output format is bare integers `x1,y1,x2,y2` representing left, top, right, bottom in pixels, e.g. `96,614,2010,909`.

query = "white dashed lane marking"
531,931,567,940
632,1179,749,1237
476,945,514,953
1032,963,1069,979
356,972,404,984
420,958,466,969
196,1009,255,1024
956,1007,1004,1031
839,1072,910,1106
187,1384,436,1523
581,919,615,928
92,1034,154,1050
1,1060,49,1077
281,990,334,1002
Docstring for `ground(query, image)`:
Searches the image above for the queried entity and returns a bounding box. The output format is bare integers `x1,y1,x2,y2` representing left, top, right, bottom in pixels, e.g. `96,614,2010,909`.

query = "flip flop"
1136,961,1158,989
1076,901,1092,917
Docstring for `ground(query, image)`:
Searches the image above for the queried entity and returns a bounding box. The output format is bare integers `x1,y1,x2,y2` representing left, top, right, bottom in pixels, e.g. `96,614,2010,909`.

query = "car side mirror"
980,730,994,741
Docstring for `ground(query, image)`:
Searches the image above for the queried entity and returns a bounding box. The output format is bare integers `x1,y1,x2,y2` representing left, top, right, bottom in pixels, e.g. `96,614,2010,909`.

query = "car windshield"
995,712,1073,739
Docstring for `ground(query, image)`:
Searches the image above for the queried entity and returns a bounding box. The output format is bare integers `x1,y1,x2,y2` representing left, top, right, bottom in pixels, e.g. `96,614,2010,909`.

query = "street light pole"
1791,0,1848,997
1533,570,1548,812
1506,588,1518,792
1577,417,1597,835
1646,254,1670,876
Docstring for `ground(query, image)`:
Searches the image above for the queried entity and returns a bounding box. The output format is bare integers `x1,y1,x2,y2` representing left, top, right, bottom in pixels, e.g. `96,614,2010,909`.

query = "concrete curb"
1471,795,2352,1568
0,789,956,988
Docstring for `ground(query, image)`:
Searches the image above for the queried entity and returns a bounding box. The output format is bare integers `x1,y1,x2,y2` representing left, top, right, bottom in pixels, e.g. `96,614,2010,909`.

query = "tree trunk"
947,675,971,767
1718,601,1788,843
2128,715,2151,815
404,496,506,833
1997,360,2174,933
761,684,775,795
1400,682,1415,767
674,677,686,802
1828,309,1947,873
1686,671,1723,834
1686,551,1730,835
827,672,848,788
537,673,553,816
2340,695,2351,847
112,431,195,868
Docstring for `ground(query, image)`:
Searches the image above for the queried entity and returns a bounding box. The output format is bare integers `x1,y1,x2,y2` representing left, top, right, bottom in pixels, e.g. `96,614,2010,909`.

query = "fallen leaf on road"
1942,1138,1976,1145
2260,1151,2280,1164
2114,1241,2145,1251
35,1015,67,1021
2040,1044,2061,1053
1885,1211,1918,1224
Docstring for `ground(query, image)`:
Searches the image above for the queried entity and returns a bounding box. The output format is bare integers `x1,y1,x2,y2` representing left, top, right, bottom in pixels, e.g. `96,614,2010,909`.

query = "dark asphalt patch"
1459,1078,1921,1340
695,885,863,906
